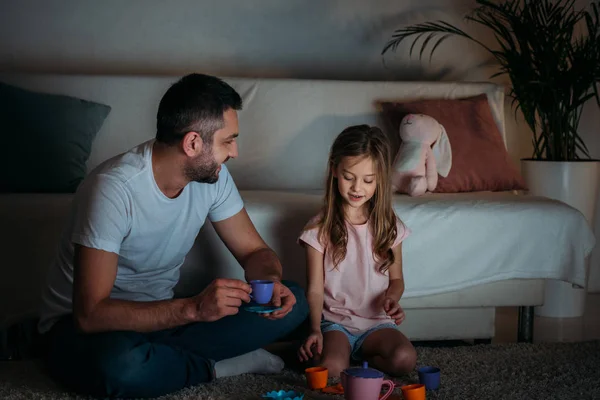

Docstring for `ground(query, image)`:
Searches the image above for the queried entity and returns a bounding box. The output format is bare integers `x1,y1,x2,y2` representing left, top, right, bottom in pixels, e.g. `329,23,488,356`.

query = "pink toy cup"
340,362,395,400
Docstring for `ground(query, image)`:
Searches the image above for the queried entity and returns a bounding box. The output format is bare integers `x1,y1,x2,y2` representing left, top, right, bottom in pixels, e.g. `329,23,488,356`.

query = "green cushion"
0,81,111,193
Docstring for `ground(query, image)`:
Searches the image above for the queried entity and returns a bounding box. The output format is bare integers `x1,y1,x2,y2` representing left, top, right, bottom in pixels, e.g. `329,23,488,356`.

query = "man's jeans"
45,281,308,399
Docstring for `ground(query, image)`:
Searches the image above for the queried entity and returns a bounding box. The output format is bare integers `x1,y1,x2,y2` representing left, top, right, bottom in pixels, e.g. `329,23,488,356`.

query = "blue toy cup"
249,280,274,304
417,366,440,390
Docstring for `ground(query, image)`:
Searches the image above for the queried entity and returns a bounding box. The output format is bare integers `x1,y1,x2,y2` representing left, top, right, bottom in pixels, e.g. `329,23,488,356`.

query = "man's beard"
184,148,221,184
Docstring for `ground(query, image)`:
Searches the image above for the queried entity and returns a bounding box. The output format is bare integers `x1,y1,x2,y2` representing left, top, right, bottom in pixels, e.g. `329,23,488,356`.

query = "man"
38,73,308,398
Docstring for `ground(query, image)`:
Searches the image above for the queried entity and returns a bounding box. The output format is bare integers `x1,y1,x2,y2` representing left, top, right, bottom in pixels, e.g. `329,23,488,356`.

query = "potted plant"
382,0,600,318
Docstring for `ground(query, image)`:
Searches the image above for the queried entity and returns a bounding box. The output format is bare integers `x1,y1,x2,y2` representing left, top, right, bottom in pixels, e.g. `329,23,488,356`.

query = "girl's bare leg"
312,330,352,379
359,328,417,376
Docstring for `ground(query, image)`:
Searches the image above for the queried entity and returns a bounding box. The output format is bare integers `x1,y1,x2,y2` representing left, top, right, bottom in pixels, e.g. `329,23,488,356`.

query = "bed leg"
518,306,534,343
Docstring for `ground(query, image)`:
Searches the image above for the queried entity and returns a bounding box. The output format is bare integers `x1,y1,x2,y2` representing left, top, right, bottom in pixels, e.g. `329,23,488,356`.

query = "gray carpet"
1,341,599,400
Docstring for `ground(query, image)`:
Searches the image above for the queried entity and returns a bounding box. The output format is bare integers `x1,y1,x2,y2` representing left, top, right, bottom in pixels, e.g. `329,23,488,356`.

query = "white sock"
214,349,285,379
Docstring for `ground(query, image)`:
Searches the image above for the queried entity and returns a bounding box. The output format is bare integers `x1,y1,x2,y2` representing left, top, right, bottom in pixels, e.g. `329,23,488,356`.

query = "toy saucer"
262,389,304,400
321,383,344,394
242,301,282,314
244,305,282,313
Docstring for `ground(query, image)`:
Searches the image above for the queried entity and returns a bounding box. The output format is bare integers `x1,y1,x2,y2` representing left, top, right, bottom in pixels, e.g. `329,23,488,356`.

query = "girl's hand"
297,331,323,362
383,297,406,325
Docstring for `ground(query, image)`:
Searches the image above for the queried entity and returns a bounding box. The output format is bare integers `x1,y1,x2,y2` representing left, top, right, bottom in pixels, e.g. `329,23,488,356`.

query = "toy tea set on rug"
262,361,441,400
246,278,441,399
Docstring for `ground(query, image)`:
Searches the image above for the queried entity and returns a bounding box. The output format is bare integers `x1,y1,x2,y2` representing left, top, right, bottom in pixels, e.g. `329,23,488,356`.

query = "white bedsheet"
394,191,596,297
182,190,596,299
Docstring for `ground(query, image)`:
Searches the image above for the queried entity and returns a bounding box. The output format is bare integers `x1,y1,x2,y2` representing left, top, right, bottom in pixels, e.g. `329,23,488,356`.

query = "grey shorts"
321,320,398,361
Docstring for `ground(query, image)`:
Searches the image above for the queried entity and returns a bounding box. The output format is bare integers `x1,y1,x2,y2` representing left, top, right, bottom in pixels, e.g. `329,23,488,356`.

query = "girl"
297,125,416,378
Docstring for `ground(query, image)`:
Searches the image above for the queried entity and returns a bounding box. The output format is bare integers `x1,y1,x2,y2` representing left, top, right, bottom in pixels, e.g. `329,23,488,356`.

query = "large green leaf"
383,0,600,161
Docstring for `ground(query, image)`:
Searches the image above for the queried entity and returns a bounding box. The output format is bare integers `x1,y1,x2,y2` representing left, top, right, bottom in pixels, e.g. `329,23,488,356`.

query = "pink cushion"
379,94,526,193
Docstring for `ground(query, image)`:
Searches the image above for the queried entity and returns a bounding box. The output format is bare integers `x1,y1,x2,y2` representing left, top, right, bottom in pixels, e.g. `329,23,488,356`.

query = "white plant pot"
521,159,600,318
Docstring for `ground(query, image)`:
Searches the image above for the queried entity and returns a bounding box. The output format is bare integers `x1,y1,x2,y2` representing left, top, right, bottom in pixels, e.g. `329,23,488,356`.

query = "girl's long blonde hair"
311,124,399,273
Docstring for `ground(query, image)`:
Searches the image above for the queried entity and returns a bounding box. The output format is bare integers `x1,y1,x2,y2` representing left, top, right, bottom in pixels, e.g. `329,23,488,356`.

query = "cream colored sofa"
0,73,595,343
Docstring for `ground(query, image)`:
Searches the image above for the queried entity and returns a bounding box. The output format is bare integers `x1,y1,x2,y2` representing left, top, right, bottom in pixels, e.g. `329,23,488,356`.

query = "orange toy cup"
304,366,328,390
401,383,426,400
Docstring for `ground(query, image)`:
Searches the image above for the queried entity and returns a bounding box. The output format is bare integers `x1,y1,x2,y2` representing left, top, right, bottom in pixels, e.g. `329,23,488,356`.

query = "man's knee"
286,281,309,321
93,343,164,398
282,279,301,290
267,281,308,342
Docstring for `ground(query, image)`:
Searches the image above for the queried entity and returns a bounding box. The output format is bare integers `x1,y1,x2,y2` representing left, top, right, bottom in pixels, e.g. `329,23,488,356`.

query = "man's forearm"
75,297,193,334
242,247,282,282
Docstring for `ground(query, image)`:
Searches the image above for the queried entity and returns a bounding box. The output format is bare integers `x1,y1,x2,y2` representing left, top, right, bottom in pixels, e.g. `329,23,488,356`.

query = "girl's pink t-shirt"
298,215,410,334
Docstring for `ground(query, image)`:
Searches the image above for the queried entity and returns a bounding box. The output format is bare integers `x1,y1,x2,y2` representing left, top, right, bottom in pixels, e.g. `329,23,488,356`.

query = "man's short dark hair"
156,73,242,145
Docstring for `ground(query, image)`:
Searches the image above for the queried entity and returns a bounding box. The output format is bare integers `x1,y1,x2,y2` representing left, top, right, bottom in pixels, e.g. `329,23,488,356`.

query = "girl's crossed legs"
318,330,353,378
316,323,417,378
359,327,417,376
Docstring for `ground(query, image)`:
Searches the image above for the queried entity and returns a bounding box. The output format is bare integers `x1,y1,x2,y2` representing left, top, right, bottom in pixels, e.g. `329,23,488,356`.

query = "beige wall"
1,0,599,291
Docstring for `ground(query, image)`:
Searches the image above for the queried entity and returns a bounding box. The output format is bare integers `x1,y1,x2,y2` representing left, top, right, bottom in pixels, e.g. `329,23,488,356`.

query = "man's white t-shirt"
37,139,244,334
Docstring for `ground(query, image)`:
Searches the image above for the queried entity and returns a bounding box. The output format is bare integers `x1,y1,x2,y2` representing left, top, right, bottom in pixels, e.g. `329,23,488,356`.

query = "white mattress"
204,190,596,299
393,191,595,297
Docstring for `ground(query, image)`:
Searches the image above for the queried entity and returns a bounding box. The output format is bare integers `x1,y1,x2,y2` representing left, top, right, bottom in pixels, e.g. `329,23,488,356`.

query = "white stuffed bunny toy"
391,113,452,196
